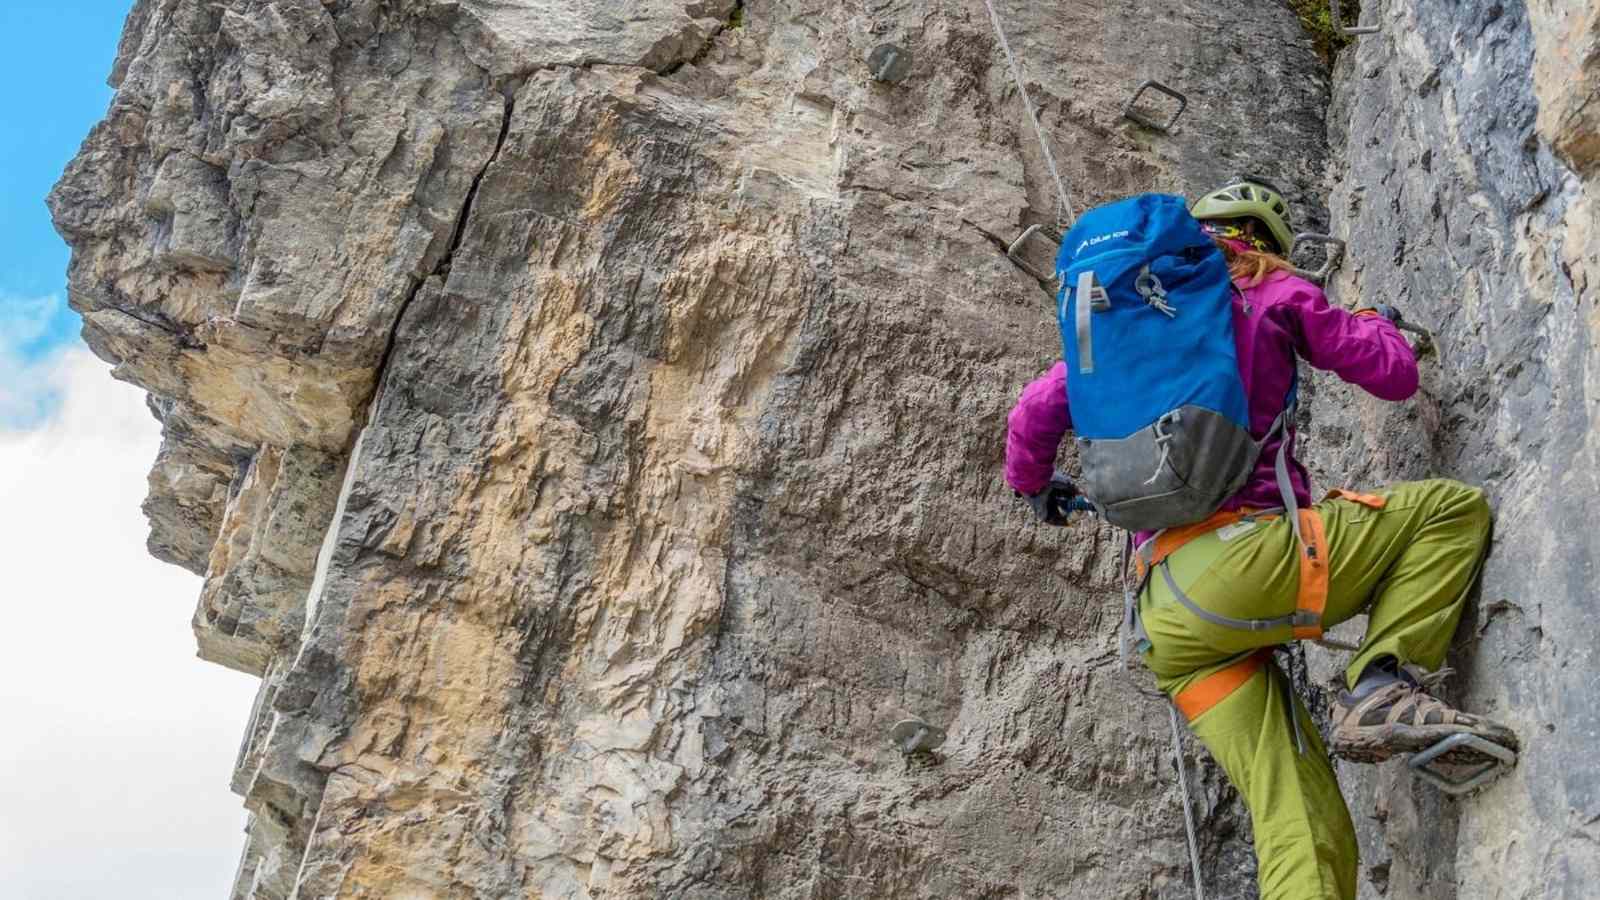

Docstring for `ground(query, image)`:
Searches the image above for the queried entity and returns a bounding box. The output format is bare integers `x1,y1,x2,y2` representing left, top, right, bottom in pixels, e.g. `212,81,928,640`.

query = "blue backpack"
1054,193,1290,532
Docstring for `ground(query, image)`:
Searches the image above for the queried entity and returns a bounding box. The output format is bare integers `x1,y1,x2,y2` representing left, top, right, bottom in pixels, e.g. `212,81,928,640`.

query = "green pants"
1139,480,1490,900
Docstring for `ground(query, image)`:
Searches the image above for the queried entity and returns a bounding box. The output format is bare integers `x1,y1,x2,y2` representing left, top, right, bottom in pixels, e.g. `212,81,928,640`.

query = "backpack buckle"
1087,282,1110,312
1135,265,1177,317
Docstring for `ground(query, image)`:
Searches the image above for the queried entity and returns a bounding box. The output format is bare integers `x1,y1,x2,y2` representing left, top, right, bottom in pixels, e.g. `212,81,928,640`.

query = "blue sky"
1,2,129,367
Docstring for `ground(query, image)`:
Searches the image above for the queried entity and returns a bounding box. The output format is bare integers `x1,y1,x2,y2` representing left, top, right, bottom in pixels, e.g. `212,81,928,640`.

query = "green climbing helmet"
1190,177,1296,256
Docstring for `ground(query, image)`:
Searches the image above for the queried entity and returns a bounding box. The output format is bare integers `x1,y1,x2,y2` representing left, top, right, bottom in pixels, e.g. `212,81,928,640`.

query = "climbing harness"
1123,80,1189,133
1136,488,1401,655
1330,0,1380,36
981,0,1077,229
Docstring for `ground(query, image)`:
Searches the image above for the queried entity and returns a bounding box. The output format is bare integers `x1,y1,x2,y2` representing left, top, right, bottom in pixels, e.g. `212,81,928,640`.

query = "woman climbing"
1003,177,1520,899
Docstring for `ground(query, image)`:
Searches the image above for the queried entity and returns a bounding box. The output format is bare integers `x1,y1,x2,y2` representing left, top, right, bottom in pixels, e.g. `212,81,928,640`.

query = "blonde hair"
1213,237,1295,287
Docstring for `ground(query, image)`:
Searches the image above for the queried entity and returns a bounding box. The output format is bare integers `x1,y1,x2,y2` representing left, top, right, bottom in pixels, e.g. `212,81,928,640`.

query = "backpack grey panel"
1076,404,1257,532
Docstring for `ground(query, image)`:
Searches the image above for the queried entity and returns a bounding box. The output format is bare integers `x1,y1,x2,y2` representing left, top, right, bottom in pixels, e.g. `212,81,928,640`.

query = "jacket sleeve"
1005,362,1073,495
1287,282,1419,401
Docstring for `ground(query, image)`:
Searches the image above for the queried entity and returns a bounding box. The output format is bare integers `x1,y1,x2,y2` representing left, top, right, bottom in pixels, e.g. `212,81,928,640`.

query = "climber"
1004,178,1519,900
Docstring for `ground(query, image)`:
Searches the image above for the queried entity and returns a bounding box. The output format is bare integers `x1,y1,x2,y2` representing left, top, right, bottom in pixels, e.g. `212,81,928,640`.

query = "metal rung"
1393,319,1440,359
1006,223,1062,286
1290,232,1346,285
1330,0,1380,35
1122,80,1188,132
1409,733,1517,795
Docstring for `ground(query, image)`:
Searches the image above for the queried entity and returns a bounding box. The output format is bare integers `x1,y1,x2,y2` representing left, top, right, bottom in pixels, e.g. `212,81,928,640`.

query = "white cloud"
0,347,258,899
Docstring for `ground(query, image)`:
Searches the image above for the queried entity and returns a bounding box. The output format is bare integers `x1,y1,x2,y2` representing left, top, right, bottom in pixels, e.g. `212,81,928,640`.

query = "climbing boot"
1329,668,1519,764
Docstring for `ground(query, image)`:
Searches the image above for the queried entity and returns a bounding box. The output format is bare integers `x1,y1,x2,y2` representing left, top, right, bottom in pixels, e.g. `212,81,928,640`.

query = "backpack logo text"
1075,230,1130,257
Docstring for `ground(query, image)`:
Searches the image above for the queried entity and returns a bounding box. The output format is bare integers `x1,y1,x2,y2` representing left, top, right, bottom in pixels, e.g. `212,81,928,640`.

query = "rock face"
1305,1,1600,897
49,0,1596,898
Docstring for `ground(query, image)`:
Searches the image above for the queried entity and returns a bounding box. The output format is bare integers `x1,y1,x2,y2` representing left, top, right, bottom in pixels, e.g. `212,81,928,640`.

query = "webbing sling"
1272,405,1307,551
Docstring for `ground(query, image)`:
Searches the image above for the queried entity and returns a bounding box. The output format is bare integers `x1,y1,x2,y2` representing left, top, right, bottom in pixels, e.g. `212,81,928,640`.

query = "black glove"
1018,471,1082,526
1357,303,1403,324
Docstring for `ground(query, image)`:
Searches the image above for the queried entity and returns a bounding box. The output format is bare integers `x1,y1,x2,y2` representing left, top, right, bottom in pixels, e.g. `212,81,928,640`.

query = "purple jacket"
1004,269,1418,512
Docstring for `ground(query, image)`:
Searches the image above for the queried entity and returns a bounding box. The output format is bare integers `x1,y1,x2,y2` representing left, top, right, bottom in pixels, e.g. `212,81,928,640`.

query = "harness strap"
1292,508,1329,640
1136,507,1280,577
1151,507,1328,639
1174,650,1270,720
1269,406,1305,551
1326,488,1386,509
1159,562,1316,632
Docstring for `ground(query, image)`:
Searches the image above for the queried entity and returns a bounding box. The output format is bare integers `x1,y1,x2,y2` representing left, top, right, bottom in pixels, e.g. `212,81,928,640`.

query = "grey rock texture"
1305,1,1600,898
48,0,1596,898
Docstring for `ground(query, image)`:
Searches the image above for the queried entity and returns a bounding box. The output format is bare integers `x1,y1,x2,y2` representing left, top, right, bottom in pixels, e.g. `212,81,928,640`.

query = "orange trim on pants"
1293,509,1328,640
1174,651,1270,720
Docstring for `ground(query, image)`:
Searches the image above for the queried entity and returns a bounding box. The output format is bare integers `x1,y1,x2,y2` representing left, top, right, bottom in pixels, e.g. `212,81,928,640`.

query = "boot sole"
1331,722,1520,765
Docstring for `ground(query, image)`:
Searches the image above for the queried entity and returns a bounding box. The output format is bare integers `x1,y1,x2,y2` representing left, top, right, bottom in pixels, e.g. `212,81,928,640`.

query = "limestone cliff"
1305,2,1600,897
49,0,1597,897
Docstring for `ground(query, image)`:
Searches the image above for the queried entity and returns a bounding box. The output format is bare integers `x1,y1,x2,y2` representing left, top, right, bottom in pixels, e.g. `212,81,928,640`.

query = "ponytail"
1212,238,1296,287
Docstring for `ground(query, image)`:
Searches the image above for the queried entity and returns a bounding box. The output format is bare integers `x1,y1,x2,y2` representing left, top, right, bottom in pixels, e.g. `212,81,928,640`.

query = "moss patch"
1288,0,1358,66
